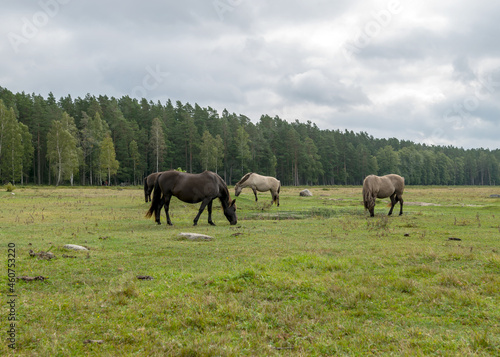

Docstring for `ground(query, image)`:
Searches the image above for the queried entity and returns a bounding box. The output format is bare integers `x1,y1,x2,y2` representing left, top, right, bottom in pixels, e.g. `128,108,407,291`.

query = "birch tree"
199,131,224,173
46,113,79,186
129,140,140,185
149,117,166,172
99,135,119,184
236,126,251,175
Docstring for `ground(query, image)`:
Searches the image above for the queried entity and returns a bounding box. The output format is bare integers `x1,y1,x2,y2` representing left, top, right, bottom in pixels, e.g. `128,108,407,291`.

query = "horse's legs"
164,194,173,225
388,193,397,216
207,200,215,226
398,194,404,216
368,194,376,217
154,195,162,224
193,198,212,226
270,189,278,206
252,188,258,202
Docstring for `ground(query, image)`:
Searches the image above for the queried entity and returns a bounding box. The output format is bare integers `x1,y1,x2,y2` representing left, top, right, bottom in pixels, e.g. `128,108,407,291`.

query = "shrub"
6,182,14,192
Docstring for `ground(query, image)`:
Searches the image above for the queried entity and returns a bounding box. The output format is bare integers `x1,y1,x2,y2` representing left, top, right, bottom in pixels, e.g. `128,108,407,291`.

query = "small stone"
137,275,154,280
178,232,214,241
83,339,104,344
63,244,89,251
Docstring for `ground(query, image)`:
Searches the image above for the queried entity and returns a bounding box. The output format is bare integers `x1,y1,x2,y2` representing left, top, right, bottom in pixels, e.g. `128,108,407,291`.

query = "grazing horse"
144,172,160,202
146,170,237,226
363,174,405,217
234,172,281,206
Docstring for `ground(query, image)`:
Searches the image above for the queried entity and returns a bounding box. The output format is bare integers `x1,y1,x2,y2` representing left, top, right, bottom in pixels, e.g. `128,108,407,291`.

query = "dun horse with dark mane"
235,172,281,206
363,174,404,217
146,170,237,226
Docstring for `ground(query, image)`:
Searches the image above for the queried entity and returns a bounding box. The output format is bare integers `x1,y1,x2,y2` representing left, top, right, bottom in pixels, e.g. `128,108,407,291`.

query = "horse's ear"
231,199,236,206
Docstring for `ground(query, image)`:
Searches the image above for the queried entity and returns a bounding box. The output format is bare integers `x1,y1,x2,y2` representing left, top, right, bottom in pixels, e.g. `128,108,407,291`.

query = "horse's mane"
362,175,376,210
237,172,253,185
213,173,231,201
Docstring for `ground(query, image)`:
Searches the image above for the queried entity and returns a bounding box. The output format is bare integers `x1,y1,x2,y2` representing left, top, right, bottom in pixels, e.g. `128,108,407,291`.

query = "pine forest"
0,87,499,187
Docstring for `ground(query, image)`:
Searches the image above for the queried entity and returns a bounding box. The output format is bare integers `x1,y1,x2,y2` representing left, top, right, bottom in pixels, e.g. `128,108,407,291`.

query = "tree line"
0,86,499,186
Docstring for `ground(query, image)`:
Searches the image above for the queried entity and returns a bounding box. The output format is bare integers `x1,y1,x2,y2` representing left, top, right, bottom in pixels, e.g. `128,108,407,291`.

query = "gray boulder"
300,189,313,197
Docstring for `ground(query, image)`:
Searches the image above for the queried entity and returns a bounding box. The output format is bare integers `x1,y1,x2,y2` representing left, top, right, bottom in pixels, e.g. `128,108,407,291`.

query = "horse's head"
223,199,237,225
234,184,242,197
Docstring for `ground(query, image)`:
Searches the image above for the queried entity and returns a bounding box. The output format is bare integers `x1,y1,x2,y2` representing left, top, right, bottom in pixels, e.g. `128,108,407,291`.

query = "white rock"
178,232,214,241
63,244,89,251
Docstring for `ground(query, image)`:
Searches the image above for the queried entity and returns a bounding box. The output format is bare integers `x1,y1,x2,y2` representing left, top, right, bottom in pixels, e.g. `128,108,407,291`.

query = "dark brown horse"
363,174,405,217
146,170,237,226
144,172,160,202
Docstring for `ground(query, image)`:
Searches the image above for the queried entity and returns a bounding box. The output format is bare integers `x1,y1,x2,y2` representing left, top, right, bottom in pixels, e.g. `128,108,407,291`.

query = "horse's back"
159,170,222,202
364,174,403,198
146,172,160,186
262,174,280,190
385,174,405,193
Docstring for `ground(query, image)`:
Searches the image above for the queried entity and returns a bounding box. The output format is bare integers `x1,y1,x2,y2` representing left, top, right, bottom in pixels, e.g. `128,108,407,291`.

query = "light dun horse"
363,174,405,217
235,173,281,206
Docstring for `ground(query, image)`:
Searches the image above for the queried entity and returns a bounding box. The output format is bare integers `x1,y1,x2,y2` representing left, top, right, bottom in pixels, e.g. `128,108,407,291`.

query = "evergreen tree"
376,145,400,175
19,122,34,184
236,126,251,177
0,105,24,183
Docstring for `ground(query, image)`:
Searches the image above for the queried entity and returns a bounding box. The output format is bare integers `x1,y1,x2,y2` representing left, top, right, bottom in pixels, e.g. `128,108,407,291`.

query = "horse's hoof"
156,222,161,225
209,222,216,226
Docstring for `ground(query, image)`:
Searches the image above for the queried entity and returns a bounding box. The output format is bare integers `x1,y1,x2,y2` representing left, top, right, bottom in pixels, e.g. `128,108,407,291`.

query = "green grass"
1,185,500,356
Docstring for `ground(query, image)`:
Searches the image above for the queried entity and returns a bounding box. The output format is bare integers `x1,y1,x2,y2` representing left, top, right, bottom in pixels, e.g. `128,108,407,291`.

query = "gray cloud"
1,0,500,149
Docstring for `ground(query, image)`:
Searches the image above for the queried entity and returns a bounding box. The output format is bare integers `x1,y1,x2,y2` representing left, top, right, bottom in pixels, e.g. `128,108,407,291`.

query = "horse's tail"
143,176,148,202
277,180,281,194
145,175,162,218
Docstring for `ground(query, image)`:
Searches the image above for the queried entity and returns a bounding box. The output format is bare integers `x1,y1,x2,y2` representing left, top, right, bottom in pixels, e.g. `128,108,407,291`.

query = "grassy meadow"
1,184,500,356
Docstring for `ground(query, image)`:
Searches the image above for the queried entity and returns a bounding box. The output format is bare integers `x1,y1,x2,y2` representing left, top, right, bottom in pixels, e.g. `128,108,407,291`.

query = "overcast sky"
1,0,500,149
